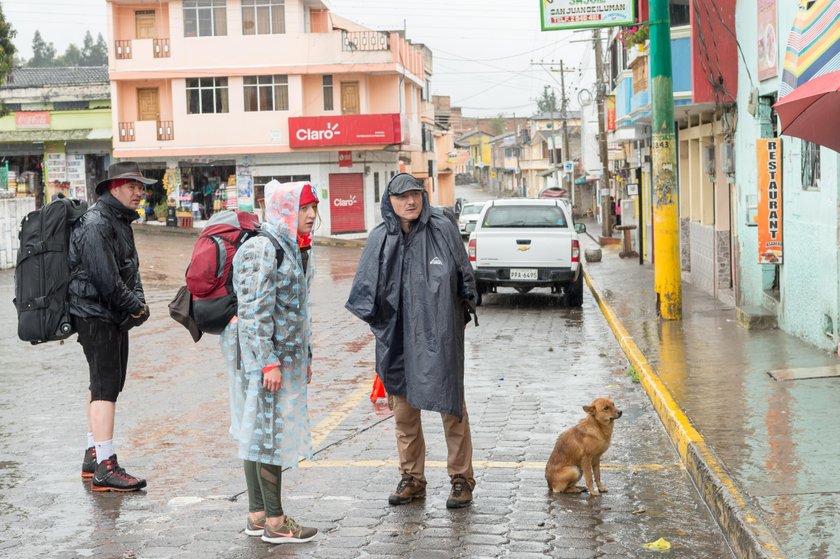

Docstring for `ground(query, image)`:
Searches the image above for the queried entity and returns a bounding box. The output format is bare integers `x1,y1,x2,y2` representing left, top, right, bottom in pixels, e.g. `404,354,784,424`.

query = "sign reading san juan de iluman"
540,0,635,31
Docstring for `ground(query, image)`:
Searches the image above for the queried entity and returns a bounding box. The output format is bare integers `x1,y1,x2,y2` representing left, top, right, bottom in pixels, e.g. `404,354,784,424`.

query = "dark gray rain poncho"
346,187,476,418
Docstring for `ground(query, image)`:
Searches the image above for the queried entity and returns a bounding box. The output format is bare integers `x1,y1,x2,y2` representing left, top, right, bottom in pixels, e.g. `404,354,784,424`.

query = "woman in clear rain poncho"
219,180,319,545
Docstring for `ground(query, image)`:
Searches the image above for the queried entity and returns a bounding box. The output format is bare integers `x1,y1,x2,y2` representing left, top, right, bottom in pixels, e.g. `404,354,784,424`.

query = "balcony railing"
342,30,390,52
115,40,132,60
157,121,174,141
153,38,170,58
119,122,135,142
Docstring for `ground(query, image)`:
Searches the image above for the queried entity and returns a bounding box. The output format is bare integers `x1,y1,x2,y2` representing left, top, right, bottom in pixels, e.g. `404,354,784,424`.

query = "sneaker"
388,474,426,506
261,516,318,544
81,447,96,479
245,515,265,537
446,476,473,509
91,454,147,492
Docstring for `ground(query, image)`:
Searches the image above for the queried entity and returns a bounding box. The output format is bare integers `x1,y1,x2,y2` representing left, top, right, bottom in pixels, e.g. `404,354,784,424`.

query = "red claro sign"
289,114,402,148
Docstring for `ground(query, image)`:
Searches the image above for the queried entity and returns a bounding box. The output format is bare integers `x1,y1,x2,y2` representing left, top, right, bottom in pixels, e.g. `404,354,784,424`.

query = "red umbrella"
774,69,840,152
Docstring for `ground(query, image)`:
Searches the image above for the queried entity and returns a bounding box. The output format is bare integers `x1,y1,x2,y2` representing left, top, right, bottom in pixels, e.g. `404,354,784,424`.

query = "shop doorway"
329,173,365,233
181,164,236,219
138,88,160,121
341,82,360,114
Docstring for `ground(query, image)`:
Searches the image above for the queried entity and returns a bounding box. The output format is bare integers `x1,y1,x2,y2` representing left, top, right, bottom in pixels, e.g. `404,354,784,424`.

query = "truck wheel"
475,283,486,306
563,270,584,307
476,290,483,306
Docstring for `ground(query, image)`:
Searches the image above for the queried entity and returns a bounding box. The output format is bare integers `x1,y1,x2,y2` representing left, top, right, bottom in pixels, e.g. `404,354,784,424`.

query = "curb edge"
583,269,785,559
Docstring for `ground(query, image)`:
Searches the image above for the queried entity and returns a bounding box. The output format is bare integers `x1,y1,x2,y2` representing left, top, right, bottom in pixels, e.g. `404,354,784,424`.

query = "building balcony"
114,38,171,61
341,30,390,52
116,120,174,146
110,31,425,84
613,26,693,128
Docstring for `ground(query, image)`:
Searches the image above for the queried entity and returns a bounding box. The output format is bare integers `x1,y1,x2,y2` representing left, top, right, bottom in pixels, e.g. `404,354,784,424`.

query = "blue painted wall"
735,1,840,352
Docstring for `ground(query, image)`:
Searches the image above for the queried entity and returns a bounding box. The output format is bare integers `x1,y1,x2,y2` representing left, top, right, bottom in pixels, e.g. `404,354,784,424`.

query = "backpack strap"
257,231,285,270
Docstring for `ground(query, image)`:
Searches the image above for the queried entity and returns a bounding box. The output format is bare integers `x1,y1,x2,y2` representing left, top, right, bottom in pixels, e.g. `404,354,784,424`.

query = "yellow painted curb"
584,269,785,559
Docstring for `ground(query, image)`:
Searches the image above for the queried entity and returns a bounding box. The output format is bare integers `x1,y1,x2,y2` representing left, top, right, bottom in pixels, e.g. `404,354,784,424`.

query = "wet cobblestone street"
0,230,733,558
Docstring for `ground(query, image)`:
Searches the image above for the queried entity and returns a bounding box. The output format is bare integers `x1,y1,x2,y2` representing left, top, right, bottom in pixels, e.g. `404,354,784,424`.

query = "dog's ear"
583,405,595,415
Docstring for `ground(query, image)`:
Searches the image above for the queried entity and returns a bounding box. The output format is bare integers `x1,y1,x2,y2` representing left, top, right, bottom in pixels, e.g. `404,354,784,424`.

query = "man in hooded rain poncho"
346,173,478,509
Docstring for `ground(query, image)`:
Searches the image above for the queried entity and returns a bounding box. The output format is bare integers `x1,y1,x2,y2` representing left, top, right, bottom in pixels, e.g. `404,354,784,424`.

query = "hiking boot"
245,515,265,537
91,454,147,492
388,474,426,505
261,516,318,544
81,447,96,479
446,476,473,509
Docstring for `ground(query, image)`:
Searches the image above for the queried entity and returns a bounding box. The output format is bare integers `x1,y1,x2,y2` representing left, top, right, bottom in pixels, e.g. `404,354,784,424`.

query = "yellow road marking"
310,382,371,449
299,459,676,471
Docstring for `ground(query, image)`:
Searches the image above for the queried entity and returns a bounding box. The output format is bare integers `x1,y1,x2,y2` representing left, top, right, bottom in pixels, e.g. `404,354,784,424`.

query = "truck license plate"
510,268,538,280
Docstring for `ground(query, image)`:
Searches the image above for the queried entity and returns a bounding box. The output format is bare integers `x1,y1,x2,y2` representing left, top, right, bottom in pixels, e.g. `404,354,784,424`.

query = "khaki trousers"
390,394,475,489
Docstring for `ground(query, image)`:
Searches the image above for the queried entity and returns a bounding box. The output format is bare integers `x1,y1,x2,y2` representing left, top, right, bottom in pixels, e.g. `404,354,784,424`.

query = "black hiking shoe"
388,474,426,505
91,454,147,492
446,476,473,509
82,447,96,479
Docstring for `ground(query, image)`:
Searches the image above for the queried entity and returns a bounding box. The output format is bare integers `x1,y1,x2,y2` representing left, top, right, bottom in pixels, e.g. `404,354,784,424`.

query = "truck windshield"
481,205,568,228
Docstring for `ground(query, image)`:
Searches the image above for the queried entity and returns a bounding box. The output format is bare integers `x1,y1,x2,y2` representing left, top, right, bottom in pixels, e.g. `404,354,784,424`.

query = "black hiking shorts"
74,317,129,402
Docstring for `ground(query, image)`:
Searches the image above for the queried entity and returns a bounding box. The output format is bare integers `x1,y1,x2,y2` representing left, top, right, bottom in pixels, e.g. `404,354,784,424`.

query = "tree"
29,30,57,67
80,30,95,64
90,33,108,65
0,5,17,76
0,3,17,113
491,113,506,136
80,30,108,65
60,43,82,67
536,86,559,114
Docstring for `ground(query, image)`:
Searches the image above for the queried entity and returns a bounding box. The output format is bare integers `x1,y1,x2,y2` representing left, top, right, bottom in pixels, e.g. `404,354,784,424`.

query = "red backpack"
183,210,282,335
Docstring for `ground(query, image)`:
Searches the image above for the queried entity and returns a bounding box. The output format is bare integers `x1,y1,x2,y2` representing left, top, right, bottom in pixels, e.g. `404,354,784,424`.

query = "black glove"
119,304,150,332
463,298,478,327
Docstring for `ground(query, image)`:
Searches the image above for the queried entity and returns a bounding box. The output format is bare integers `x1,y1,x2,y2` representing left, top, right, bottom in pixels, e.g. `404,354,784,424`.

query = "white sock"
94,440,114,463
87,432,95,449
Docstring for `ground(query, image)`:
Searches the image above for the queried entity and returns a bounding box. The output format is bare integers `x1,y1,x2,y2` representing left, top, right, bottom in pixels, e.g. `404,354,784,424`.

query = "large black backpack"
14,197,88,344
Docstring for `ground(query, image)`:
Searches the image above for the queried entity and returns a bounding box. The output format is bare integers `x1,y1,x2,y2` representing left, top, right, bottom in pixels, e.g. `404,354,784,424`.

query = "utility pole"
559,60,572,209
530,61,575,198
593,28,612,239
650,0,682,319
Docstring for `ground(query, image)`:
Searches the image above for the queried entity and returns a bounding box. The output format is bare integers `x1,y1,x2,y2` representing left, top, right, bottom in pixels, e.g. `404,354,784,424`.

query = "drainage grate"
768,365,840,381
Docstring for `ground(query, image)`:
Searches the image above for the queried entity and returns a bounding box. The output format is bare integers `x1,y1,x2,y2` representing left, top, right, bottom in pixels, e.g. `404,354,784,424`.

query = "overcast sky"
2,0,598,117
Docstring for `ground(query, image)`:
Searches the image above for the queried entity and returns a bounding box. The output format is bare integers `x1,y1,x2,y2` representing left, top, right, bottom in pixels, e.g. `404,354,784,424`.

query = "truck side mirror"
574,223,586,234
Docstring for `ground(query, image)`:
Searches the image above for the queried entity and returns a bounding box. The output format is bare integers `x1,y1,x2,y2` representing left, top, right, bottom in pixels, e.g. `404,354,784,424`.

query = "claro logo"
296,122,342,141
333,194,358,207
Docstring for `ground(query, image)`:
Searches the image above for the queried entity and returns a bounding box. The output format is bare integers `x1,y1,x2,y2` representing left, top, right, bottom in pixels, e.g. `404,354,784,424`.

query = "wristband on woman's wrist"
262,363,280,375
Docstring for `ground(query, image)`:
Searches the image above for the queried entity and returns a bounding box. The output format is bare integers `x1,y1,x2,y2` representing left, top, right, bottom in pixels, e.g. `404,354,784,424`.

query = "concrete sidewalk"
580,236,840,559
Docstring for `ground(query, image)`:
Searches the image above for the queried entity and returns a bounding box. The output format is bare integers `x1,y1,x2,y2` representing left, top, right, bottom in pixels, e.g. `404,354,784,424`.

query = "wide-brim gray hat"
96,161,157,195
387,173,425,195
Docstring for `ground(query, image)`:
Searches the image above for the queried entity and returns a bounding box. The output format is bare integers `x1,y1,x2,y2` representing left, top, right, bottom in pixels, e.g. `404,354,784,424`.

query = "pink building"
107,0,433,235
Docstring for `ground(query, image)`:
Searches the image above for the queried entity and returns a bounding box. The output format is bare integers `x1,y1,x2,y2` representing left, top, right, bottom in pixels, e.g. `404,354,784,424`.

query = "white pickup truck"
467,199,586,307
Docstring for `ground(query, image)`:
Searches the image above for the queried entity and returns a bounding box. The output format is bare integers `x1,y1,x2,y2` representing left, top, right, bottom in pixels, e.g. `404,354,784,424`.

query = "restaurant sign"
756,138,783,264
540,0,635,31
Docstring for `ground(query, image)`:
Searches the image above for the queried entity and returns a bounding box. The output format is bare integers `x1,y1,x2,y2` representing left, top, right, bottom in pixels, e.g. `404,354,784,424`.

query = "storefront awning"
539,166,559,177
0,128,112,142
781,0,840,96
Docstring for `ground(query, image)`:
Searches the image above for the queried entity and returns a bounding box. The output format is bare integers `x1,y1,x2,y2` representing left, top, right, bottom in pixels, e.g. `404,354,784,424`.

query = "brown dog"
545,397,622,496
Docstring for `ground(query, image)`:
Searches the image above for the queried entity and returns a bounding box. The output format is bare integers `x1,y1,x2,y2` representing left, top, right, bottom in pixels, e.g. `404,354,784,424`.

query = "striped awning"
781,0,840,97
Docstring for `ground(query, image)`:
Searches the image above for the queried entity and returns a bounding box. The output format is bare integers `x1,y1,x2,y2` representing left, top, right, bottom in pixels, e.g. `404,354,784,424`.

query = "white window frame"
241,0,285,35
323,75,334,111
186,77,230,114
244,75,289,112
184,0,227,38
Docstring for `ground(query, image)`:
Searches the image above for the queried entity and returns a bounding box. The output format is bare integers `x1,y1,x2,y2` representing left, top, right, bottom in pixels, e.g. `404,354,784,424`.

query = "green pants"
243,460,284,517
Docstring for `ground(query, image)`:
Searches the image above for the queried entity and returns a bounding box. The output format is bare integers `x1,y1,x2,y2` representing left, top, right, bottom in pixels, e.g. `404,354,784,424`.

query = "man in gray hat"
69,161,157,491
347,173,478,508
